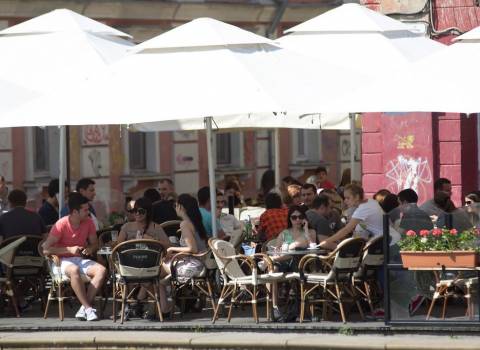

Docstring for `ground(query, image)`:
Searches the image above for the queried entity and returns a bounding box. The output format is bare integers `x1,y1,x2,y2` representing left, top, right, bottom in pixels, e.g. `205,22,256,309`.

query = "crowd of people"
0,165,478,322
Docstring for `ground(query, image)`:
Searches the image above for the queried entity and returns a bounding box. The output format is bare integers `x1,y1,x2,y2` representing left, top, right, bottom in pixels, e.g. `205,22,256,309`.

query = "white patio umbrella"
278,3,445,178
6,18,367,235
321,26,480,114
0,9,134,212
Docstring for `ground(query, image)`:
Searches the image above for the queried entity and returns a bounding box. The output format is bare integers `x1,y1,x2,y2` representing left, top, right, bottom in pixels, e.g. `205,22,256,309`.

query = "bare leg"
65,265,91,308
86,263,107,304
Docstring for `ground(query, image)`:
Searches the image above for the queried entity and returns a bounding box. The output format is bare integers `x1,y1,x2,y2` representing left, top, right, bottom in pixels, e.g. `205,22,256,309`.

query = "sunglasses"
133,208,147,215
466,200,473,205
290,215,305,221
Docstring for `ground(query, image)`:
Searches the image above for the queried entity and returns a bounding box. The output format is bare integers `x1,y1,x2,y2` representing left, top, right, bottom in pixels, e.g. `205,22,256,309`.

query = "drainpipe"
266,0,289,39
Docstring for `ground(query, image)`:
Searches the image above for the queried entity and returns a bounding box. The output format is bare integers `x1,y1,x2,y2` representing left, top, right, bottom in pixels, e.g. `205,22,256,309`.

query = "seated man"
0,189,46,243
42,192,106,321
306,195,337,242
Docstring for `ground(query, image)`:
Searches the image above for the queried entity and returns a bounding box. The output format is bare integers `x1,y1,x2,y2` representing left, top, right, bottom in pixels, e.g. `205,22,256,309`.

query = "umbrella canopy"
5,17,365,128
320,33,480,114
278,3,444,73
0,9,133,96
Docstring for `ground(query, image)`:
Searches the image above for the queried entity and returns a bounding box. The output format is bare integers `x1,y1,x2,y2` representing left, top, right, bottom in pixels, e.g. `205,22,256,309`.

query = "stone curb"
0,332,479,350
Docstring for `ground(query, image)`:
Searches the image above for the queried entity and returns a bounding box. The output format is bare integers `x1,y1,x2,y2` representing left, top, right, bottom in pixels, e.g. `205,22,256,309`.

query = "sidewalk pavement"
0,331,480,349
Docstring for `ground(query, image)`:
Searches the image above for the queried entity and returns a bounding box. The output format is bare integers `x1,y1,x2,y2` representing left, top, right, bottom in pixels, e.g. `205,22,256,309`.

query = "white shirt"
351,199,384,238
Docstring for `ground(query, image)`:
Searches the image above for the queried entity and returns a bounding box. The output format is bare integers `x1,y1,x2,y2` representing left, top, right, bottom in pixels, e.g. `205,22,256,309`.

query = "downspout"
266,0,289,39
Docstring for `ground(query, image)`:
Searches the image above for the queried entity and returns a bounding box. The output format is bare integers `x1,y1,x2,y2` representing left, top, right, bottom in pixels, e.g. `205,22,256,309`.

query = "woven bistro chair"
39,241,93,321
208,238,286,323
298,237,366,323
0,236,26,317
353,236,384,313
0,235,46,310
110,239,166,324
169,249,216,318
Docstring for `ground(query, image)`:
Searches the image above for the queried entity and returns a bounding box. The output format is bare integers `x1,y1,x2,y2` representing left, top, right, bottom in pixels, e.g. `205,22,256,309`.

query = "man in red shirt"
315,166,335,190
259,192,288,241
42,192,106,321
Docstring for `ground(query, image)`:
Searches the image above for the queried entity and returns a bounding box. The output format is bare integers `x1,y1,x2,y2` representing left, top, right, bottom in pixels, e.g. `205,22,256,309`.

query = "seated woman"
117,197,170,247
116,197,171,318
320,184,383,250
270,205,315,320
163,194,208,273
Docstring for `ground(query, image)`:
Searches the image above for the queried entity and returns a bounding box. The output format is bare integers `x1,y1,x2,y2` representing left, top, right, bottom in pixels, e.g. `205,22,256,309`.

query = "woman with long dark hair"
167,194,207,254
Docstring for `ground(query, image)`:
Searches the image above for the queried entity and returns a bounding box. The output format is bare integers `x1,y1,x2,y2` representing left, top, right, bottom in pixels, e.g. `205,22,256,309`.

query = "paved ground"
0,298,479,348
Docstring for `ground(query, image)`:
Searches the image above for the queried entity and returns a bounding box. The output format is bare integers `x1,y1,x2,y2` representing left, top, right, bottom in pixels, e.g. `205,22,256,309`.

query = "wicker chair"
0,236,27,317
298,237,366,323
110,239,166,324
353,236,384,313
209,238,285,323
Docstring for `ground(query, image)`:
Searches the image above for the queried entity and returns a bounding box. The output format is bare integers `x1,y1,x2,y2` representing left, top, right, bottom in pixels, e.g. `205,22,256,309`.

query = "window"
216,133,232,165
215,132,243,168
129,132,146,170
296,129,306,158
292,129,321,163
34,127,49,172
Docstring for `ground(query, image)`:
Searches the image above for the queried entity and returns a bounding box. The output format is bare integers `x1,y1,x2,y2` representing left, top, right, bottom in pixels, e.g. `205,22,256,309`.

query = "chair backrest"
112,239,164,280
0,235,44,276
0,236,27,269
229,228,245,249
209,238,246,280
362,236,384,267
329,237,365,281
98,230,118,247
159,220,181,237
261,238,277,253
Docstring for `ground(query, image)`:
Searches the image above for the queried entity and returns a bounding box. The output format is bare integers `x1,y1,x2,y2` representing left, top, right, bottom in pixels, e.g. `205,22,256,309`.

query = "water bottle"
136,230,143,240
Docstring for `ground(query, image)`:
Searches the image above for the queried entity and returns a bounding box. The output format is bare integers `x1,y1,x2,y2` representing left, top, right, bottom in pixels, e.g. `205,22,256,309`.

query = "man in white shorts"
42,192,106,321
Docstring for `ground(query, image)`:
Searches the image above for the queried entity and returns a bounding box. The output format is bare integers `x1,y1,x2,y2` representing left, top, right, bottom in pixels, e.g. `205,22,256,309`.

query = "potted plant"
399,227,480,268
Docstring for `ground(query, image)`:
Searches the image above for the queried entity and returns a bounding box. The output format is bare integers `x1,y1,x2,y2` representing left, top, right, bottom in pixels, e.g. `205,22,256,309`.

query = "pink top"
50,216,96,257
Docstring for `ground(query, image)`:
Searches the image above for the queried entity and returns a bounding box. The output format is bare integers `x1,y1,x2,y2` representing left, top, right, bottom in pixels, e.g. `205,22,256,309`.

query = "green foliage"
398,227,480,252
338,325,354,336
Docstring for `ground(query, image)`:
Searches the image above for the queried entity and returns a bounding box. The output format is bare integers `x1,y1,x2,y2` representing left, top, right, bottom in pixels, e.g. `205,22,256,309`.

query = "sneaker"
75,305,86,321
408,295,425,316
85,307,99,321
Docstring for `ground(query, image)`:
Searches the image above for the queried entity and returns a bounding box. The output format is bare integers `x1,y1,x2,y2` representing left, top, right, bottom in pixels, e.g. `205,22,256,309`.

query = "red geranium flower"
449,229,458,236
432,228,442,237
406,230,416,237
419,230,429,237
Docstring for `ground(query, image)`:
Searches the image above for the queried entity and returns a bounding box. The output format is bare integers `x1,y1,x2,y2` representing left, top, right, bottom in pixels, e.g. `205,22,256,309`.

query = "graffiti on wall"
385,155,432,198
82,126,109,146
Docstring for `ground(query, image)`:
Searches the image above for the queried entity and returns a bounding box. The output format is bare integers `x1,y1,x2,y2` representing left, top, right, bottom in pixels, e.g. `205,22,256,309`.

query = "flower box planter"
400,251,478,269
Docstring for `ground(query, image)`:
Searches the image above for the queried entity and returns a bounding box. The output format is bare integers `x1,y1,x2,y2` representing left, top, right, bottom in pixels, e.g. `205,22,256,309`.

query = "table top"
266,248,328,256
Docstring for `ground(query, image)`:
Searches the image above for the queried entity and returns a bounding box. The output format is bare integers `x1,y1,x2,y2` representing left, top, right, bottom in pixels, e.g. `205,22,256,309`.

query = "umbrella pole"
274,128,281,188
349,114,356,181
205,117,217,238
58,125,67,219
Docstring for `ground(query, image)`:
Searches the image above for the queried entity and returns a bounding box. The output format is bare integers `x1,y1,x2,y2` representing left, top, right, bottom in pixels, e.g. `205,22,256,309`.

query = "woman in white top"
320,184,384,250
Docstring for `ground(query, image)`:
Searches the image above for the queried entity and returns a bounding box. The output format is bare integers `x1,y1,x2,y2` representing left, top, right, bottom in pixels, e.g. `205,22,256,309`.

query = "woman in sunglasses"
268,205,315,320
117,197,170,247
273,205,316,266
